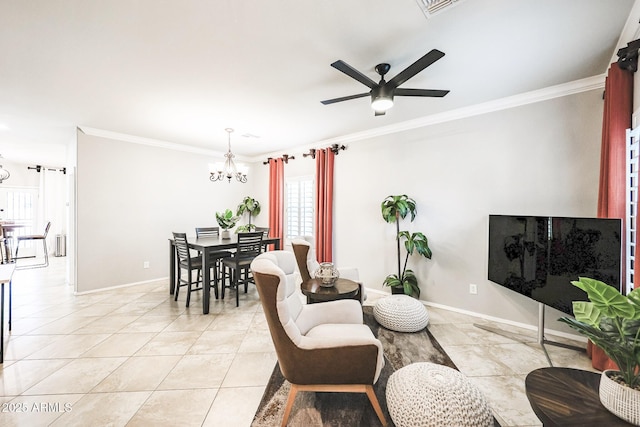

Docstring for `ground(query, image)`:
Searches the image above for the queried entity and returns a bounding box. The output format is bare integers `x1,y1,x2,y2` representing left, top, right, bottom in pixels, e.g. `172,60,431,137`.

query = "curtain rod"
28,165,66,174
303,144,347,159
262,154,295,165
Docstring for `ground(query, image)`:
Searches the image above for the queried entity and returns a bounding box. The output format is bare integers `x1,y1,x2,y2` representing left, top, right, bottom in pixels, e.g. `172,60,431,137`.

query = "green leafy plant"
381,195,432,298
215,209,240,230
236,196,261,233
559,277,640,389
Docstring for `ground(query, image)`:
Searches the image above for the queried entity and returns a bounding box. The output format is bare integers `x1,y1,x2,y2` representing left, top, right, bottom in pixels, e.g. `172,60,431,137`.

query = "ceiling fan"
321,49,449,116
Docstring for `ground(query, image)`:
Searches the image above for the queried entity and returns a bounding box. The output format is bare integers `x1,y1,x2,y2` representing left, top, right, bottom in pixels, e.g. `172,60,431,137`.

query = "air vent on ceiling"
415,0,465,18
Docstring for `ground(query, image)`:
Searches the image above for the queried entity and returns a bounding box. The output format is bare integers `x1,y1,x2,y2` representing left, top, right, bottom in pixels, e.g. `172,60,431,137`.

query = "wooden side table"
525,367,632,426
300,277,360,304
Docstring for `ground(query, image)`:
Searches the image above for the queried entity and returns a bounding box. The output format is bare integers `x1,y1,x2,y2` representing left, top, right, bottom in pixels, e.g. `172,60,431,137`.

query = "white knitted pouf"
386,363,493,427
373,295,429,332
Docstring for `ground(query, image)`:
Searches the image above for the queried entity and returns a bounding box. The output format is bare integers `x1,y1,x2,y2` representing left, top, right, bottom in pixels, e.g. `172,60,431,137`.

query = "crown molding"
82,74,606,163
78,126,229,158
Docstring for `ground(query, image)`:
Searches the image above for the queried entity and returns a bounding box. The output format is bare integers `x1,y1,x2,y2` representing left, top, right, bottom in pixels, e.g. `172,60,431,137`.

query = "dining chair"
221,231,263,306
195,226,232,298
173,232,205,307
14,221,51,269
254,226,270,252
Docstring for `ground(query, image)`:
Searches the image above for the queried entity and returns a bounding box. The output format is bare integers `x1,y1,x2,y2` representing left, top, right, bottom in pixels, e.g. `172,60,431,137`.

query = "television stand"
473,302,585,366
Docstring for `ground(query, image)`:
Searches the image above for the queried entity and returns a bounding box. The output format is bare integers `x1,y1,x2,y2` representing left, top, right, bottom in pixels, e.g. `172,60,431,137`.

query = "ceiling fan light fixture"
371,86,394,111
371,96,393,112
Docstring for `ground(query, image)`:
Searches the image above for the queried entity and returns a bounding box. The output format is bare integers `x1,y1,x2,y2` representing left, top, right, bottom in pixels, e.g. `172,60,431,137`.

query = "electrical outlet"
143,261,149,269
469,283,478,294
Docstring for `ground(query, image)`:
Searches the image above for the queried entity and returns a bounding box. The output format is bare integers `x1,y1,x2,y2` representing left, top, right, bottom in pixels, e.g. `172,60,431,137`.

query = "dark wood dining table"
0,223,26,264
168,234,281,314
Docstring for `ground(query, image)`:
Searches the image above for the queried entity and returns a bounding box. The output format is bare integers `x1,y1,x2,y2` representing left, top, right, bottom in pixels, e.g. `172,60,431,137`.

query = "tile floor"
0,256,595,426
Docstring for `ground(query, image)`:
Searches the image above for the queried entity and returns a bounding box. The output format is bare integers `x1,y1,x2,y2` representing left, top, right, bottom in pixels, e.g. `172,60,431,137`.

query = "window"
285,176,314,240
627,126,640,294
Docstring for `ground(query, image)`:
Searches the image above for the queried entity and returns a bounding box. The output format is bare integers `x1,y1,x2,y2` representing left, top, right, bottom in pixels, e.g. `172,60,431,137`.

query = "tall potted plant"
559,277,640,425
381,194,432,298
236,196,261,233
215,209,240,239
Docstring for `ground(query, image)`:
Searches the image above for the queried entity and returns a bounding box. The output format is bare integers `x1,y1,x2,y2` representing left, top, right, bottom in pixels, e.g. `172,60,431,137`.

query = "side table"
300,277,360,304
525,367,633,426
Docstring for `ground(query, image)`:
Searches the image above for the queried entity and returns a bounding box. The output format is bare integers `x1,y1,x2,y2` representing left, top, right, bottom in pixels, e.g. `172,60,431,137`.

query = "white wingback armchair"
291,236,366,302
250,250,386,426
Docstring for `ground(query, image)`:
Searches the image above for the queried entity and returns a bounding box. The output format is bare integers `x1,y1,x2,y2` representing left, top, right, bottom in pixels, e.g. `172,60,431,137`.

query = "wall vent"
415,0,466,18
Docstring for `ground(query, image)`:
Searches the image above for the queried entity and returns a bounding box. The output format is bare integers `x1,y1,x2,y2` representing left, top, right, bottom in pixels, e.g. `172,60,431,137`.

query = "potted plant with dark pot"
558,277,640,425
381,194,432,298
215,209,240,239
235,196,261,233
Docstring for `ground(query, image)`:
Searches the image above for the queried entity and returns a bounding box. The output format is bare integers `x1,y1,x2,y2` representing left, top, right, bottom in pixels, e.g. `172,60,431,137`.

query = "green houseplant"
215,209,240,239
236,196,261,233
381,195,432,298
558,277,640,424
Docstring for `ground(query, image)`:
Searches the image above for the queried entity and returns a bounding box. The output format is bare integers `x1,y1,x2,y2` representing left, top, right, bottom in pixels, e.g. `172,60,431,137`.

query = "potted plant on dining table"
215,209,240,239
558,277,640,425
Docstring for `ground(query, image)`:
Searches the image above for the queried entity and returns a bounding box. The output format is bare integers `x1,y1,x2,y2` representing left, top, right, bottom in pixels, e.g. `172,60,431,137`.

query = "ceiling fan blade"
394,88,450,97
387,49,445,89
320,92,370,105
374,110,386,116
331,60,377,89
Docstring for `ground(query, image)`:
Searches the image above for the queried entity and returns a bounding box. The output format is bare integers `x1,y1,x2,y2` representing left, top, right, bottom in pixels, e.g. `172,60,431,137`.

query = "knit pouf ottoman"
373,295,429,332
386,362,493,427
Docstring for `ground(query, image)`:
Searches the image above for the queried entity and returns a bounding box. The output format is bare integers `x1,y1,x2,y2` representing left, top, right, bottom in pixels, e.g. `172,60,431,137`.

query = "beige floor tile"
158,354,235,390
23,357,126,395
71,315,140,334
207,312,256,332
111,301,165,316
443,344,516,377
92,355,181,392
3,335,63,361
221,352,277,387
238,329,275,353
127,388,218,427
0,359,70,396
188,330,245,354
49,391,151,427
26,316,98,335
134,331,202,356
26,334,111,359
80,332,156,358
202,386,266,427
164,314,216,332
117,315,178,333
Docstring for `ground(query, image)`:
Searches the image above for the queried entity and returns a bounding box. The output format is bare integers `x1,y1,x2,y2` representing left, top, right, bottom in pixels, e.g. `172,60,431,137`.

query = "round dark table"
300,278,360,304
525,367,633,426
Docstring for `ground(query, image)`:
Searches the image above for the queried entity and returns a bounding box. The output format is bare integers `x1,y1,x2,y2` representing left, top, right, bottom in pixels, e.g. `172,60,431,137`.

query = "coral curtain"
315,148,334,262
593,62,633,371
268,158,284,250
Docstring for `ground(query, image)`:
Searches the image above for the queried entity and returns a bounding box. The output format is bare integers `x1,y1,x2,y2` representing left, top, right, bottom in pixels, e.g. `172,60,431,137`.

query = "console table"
525,367,632,426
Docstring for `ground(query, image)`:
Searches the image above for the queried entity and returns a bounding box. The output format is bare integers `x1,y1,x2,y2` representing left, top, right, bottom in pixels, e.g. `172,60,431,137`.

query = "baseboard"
363,287,586,344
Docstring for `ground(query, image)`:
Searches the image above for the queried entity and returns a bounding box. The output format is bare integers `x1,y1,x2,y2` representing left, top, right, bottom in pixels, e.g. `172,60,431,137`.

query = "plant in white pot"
381,194,432,298
558,277,640,425
215,209,239,239
235,196,261,233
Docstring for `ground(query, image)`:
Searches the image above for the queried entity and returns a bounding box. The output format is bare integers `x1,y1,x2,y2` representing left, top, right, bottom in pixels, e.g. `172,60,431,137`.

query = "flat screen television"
488,215,622,314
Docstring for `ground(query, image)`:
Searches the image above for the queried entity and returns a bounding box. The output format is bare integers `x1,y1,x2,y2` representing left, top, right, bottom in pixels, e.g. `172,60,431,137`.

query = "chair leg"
365,385,387,427
281,384,299,427
42,239,49,267
186,269,192,307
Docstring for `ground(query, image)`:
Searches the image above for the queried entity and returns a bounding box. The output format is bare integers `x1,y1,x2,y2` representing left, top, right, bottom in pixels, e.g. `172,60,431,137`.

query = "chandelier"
209,128,248,183
0,155,9,184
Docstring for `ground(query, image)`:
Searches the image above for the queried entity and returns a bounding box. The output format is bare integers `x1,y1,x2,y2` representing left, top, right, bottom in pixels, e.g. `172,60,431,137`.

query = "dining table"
168,234,281,314
0,222,27,264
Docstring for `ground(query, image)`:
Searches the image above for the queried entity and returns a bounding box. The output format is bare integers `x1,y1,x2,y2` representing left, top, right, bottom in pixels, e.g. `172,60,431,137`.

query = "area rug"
251,305,497,427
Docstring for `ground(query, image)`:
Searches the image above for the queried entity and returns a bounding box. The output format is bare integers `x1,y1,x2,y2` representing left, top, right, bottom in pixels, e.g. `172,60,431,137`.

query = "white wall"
75,89,603,332
76,130,262,292
274,90,603,329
